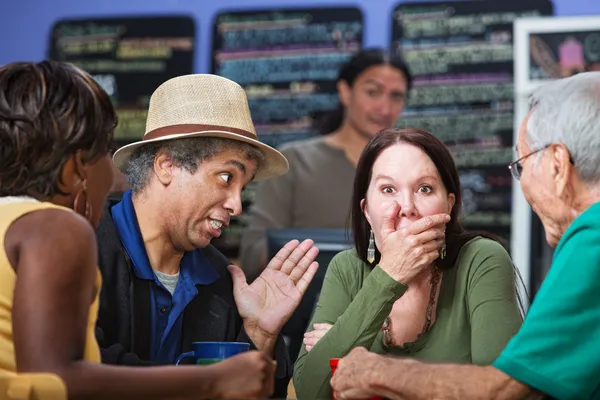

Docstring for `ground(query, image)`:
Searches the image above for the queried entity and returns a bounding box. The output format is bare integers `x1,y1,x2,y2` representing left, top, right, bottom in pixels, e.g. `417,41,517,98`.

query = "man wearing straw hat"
94,74,319,397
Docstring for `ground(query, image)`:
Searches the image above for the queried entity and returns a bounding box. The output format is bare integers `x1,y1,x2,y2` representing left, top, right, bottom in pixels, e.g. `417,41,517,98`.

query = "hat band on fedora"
144,124,256,141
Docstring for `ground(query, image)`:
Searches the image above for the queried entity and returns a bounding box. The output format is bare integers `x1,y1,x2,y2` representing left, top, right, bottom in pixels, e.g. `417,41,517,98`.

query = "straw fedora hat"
112,74,289,180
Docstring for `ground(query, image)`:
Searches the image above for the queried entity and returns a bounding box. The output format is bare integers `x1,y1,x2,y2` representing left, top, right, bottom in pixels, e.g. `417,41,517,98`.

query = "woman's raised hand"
377,201,449,284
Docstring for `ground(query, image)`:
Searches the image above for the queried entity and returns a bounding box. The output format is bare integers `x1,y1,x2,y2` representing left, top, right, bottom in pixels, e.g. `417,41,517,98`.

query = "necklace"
382,266,441,347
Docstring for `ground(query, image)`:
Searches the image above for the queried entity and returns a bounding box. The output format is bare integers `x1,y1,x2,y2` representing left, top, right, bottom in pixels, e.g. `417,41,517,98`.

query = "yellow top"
0,198,101,372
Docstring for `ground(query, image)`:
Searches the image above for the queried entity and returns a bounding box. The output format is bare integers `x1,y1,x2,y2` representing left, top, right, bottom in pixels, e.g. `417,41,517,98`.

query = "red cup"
330,358,382,400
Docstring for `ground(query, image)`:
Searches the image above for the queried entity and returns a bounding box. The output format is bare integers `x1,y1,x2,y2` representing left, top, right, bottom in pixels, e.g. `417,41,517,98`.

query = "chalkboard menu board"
392,0,553,249
211,8,363,256
529,30,600,80
212,7,363,150
48,16,196,145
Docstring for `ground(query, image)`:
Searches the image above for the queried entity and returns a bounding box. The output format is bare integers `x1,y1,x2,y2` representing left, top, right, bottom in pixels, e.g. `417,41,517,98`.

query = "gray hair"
527,72,600,184
124,137,265,193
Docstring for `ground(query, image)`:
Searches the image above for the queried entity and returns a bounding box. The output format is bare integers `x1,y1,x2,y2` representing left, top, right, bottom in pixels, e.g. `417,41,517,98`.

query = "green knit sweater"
293,238,523,399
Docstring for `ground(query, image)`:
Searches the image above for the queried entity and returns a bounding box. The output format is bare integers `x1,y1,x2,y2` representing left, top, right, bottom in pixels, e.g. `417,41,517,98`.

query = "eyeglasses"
508,145,550,181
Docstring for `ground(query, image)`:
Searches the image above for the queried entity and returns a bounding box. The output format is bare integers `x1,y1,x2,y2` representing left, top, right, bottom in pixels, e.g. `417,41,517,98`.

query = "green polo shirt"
494,202,600,400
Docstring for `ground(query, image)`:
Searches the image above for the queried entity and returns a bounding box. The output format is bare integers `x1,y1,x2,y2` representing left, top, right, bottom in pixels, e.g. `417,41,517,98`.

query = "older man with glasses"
329,72,600,400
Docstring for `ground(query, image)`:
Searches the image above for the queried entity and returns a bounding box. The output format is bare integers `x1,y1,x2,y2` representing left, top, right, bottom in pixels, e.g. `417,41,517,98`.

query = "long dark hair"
350,128,499,270
317,48,413,135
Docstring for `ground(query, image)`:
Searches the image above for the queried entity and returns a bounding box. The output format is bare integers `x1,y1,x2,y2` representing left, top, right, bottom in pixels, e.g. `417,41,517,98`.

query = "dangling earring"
367,230,375,264
73,179,93,222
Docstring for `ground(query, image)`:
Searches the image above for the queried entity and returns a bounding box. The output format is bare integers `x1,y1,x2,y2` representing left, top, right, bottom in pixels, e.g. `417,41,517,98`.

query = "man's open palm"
228,239,319,336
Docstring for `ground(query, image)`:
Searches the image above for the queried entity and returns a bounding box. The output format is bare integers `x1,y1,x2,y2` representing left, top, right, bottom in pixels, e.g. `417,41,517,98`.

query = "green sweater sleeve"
465,239,523,365
293,250,407,399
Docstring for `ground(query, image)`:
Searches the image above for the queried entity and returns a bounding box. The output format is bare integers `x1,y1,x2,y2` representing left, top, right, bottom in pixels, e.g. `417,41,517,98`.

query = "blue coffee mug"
175,342,250,365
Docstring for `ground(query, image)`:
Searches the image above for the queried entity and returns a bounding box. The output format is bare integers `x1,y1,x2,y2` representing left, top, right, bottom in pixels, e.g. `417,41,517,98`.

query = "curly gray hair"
527,71,600,184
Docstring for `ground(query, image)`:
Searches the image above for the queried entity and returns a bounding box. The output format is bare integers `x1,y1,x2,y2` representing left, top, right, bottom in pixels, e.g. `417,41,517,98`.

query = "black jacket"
95,203,291,397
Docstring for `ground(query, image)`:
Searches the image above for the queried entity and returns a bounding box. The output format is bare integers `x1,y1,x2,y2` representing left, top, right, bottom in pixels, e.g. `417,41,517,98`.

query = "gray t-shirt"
239,136,355,280
154,269,180,296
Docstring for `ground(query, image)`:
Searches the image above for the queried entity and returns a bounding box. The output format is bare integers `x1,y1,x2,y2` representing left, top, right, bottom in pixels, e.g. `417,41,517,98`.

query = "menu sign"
212,7,363,149
48,16,196,145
